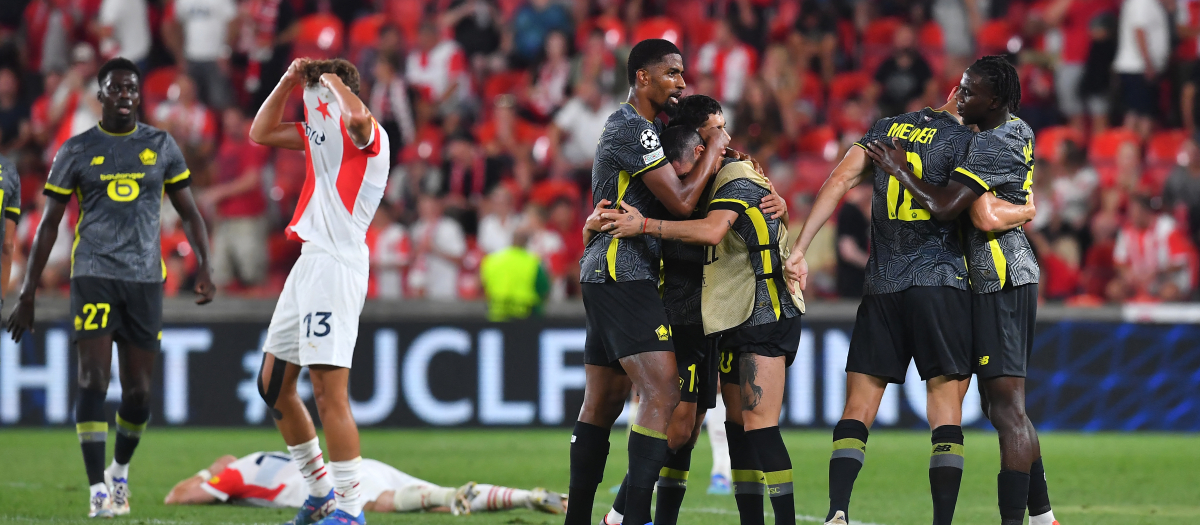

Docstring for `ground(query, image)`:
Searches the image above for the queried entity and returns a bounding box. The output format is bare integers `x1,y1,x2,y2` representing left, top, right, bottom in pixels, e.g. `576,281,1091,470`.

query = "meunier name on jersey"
700,160,804,335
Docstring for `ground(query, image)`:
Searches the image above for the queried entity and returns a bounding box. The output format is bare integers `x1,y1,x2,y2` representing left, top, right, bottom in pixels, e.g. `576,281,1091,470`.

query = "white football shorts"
263,244,368,368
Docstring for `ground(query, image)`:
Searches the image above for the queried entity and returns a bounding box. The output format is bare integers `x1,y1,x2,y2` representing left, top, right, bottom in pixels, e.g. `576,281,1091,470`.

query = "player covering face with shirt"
7,57,215,519
249,57,390,525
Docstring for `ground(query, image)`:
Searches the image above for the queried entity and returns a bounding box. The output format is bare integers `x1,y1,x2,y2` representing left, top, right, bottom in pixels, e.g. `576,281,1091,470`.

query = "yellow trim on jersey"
630,156,665,177
5,207,20,215
986,231,1007,288
710,198,749,208
45,183,72,195
606,170,634,280
97,122,137,136
70,189,83,277
852,142,867,150
165,170,191,185
746,207,781,321
954,167,990,191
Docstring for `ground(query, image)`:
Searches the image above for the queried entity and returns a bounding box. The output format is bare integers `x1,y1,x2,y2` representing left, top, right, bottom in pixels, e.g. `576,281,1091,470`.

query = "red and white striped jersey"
201,452,432,508
694,42,757,104
289,85,391,269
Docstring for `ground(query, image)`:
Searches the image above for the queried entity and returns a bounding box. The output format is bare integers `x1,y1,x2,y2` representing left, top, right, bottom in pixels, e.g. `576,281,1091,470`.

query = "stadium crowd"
1,0,1199,304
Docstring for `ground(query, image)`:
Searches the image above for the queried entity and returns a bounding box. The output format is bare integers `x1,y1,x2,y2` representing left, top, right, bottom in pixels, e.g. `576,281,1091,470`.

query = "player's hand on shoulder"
6,296,35,343
760,190,788,220
784,251,809,294
600,202,645,238
863,137,908,176
193,267,216,305
585,199,616,233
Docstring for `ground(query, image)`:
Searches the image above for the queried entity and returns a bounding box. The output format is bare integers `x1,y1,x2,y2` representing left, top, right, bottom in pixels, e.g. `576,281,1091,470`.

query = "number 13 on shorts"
303,312,332,337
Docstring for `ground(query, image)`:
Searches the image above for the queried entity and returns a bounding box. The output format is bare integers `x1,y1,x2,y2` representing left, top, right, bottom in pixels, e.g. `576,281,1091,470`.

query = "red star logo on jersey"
315,99,332,120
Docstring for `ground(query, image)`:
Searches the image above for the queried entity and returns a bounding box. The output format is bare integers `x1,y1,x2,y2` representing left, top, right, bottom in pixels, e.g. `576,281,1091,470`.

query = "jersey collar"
97,122,138,136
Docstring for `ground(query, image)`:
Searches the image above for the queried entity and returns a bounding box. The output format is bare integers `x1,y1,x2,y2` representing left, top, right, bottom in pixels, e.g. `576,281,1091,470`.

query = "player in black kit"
566,39,730,525
863,56,1059,525
6,57,215,519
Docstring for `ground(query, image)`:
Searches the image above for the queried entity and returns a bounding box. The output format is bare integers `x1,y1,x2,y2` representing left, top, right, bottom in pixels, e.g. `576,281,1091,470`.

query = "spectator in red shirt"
1112,194,1196,301
694,19,758,106
547,196,582,297
406,24,472,113
201,107,269,289
152,73,217,172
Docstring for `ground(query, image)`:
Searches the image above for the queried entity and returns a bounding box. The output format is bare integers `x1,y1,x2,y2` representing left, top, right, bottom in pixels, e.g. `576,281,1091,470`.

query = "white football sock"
707,394,731,478
287,437,334,497
330,457,364,517
108,459,129,480
392,484,456,511
89,482,108,499
469,484,532,511
605,507,625,524
1029,509,1057,525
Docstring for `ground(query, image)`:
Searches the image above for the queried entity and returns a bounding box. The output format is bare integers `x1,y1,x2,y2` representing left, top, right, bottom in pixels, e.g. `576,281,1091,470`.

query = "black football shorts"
972,283,1038,379
847,286,972,383
70,277,164,350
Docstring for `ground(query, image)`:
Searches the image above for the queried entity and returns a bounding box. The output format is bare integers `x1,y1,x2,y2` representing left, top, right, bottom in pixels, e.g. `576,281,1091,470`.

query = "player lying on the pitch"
164,452,567,516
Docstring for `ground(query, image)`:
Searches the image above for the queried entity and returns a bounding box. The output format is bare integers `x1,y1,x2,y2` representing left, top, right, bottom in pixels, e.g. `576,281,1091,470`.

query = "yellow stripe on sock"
116,414,148,433
659,467,689,480
763,470,793,485
931,443,966,456
731,469,765,483
76,422,108,434
833,438,866,452
630,424,667,440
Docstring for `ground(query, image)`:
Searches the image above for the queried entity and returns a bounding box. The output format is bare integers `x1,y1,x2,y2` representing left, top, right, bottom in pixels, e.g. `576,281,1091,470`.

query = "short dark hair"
97,57,141,87
661,126,703,164
627,38,682,84
301,58,361,94
967,55,1022,113
668,95,722,130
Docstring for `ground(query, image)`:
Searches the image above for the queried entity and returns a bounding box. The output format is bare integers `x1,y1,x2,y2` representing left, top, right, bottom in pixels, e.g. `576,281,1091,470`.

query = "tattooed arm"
599,202,737,246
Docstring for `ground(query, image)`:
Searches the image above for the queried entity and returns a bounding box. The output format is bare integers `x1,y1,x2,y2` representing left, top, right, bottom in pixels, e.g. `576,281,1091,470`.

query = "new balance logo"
933,444,953,453
979,356,990,365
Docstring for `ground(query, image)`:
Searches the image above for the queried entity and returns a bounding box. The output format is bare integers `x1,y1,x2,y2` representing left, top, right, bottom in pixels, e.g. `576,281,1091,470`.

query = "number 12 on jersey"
886,151,930,221
303,312,332,337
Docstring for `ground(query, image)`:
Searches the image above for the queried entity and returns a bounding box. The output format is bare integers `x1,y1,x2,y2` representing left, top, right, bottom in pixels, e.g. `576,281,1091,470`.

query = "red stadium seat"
633,17,684,46
142,67,179,109
1035,125,1085,163
348,14,386,52
797,126,838,159
862,17,902,47
1146,129,1189,165
293,13,345,60
482,70,530,105
978,20,1015,55
577,16,626,50
1089,128,1141,162
793,154,836,193
829,71,872,105
382,0,424,46
918,21,944,51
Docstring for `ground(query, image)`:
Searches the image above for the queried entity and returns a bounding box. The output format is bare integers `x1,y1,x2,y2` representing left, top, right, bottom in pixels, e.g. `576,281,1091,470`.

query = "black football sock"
827,419,868,522
565,421,611,525
998,470,1030,525
113,404,149,467
653,446,693,525
1028,457,1053,517
726,422,766,525
624,425,670,525
746,427,795,525
609,474,628,521
929,425,965,525
76,388,108,486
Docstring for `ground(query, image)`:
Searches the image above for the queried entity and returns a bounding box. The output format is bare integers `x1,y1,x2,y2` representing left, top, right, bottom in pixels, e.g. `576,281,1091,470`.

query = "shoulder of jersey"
135,122,170,139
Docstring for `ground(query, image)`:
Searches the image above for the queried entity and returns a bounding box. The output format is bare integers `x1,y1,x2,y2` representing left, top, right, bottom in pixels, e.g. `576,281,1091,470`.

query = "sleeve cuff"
165,170,193,193
852,142,868,150
199,482,230,502
708,199,748,213
4,208,20,223
43,187,71,203
359,119,381,157
950,168,988,196
630,155,666,177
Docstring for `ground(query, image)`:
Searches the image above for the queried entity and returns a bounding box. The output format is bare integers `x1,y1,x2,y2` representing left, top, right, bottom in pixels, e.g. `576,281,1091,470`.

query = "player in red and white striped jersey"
248,57,389,525
164,452,567,516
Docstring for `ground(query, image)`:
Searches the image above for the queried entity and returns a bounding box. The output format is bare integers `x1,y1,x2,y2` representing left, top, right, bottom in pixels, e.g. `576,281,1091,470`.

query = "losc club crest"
639,128,659,150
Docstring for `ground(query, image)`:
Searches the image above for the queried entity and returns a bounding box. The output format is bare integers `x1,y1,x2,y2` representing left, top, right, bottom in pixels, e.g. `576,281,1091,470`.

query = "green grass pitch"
1,428,1196,524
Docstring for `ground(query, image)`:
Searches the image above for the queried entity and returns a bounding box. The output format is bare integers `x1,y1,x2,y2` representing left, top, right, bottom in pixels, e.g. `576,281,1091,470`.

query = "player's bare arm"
601,201,737,246
643,125,731,217
319,73,375,148
6,198,66,342
164,455,237,505
864,137,979,221
970,191,1036,232
2,219,15,296
784,146,872,293
167,187,215,304
249,58,307,151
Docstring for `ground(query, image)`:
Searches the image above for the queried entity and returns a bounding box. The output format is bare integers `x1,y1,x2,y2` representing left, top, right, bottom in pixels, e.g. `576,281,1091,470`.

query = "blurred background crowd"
0,0,1199,305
